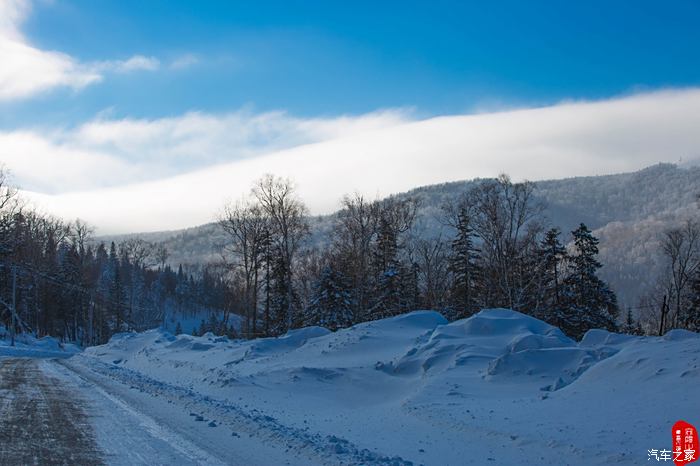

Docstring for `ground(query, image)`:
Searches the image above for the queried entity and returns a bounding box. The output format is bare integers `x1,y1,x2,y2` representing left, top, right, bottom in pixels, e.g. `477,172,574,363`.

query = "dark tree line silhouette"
221,174,622,340
3,167,698,346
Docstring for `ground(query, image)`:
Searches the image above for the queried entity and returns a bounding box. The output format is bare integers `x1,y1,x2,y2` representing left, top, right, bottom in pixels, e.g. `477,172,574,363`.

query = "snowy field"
43,309,697,465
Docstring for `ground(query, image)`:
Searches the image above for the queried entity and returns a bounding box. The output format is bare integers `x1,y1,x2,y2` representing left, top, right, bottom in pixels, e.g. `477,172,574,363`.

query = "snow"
161,308,243,336
0,325,81,358
67,308,700,465
44,359,274,466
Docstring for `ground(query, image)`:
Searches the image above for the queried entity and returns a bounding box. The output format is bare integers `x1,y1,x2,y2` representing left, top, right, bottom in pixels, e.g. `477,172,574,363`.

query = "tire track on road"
0,358,103,466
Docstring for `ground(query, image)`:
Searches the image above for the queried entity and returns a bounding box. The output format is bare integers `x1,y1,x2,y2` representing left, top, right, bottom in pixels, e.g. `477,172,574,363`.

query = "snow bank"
0,328,81,358
75,309,700,465
245,326,331,358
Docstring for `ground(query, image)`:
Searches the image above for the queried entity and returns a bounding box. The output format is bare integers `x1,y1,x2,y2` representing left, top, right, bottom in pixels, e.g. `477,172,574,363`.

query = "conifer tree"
621,308,641,335
268,252,300,335
304,265,354,330
536,227,567,323
399,261,420,313
686,270,700,331
448,208,480,319
561,224,619,339
370,217,402,319
107,242,126,332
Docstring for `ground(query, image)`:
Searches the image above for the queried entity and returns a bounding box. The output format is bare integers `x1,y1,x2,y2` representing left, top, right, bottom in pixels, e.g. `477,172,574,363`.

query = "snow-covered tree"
304,266,354,330
368,216,403,319
621,307,642,335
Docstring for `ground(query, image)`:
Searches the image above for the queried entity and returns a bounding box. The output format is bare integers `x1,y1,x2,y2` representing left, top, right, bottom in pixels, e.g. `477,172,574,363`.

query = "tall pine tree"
448,209,481,319
536,227,567,324
370,217,402,319
561,224,619,339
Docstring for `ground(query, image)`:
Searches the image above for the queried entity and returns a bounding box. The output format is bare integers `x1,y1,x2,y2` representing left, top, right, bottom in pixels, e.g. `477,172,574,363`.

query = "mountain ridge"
98,163,700,309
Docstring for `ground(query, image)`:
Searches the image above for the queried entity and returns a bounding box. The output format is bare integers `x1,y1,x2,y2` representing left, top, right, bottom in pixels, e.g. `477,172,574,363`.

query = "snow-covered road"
0,358,102,465
0,357,311,466
2,309,698,466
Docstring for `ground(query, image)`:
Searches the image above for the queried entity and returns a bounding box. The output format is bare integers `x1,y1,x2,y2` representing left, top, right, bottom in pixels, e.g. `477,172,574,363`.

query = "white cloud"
0,108,410,192
0,0,101,100
0,0,159,101
0,0,30,39
11,88,700,234
0,131,141,192
169,53,199,70
97,55,160,73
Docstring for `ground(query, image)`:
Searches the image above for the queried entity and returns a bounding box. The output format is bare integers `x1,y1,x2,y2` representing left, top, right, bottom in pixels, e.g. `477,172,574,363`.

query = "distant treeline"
0,169,235,345
1,169,699,345
220,174,625,340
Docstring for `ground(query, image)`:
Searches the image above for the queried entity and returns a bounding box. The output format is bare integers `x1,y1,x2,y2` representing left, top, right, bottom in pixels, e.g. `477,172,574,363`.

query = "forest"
1,168,699,346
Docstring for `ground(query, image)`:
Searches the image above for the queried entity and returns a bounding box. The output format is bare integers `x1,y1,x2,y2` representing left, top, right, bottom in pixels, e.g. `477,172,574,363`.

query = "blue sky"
7,0,700,124
1,0,700,232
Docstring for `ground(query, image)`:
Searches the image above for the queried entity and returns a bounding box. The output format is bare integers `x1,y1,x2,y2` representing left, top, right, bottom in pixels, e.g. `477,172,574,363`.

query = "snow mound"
246,326,331,358
487,347,600,389
459,308,567,338
380,310,448,329
579,328,639,347
0,332,81,358
663,328,700,341
75,309,700,465
87,330,161,359
379,309,583,383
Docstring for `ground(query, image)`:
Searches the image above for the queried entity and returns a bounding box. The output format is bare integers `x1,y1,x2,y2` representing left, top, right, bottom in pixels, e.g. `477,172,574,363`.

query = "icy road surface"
0,357,299,466
0,358,101,465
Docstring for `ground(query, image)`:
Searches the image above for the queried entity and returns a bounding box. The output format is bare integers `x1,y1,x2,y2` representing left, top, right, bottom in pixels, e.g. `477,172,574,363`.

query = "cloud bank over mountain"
9,87,700,233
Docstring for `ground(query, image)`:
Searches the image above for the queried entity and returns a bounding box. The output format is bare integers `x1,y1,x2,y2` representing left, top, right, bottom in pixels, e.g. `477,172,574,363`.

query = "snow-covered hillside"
101,163,700,308
70,309,700,465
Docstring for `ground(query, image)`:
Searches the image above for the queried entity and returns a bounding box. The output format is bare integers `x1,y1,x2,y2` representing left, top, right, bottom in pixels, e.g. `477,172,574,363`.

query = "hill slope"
101,163,700,308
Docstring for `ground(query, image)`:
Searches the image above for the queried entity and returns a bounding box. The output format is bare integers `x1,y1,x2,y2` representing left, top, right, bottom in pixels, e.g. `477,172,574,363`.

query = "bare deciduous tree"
70,219,94,258
468,175,544,310
660,219,700,330
333,193,380,314
119,238,155,269
219,199,268,336
252,175,309,332
412,237,451,311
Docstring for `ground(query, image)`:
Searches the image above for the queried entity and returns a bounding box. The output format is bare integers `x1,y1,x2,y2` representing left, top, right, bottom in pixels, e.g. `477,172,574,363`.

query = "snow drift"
74,309,700,465
0,325,81,358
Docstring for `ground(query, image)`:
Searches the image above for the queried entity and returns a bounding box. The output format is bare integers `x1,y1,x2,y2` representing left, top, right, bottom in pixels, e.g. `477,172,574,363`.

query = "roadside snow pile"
0,326,81,358
75,309,700,465
380,309,579,381
244,326,331,358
